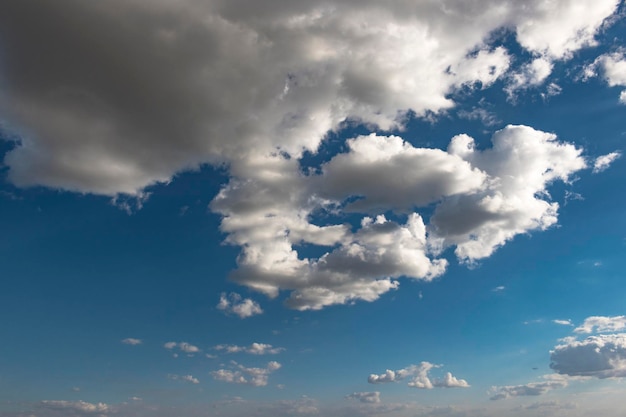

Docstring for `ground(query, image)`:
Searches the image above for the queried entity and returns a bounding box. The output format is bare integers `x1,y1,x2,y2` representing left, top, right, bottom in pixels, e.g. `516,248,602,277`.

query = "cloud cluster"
368,362,469,389
490,376,568,400
38,401,110,416
574,315,626,334
168,374,200,384
0,0,616,311
211,361,282,387
215,343,285,355
550,333,626,378
217,292,264,318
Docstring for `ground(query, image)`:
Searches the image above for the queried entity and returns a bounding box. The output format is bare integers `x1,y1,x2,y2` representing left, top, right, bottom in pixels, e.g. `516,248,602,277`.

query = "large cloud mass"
0,0,614,310
550,333,626,378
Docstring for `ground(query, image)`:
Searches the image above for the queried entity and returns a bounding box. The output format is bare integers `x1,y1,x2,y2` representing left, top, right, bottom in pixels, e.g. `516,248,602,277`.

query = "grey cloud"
346,392,381,404
550,333,626,378
489,378,567,400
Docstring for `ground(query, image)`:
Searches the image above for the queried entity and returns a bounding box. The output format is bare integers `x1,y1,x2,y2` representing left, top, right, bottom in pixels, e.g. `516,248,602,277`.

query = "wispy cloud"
121,338,142,345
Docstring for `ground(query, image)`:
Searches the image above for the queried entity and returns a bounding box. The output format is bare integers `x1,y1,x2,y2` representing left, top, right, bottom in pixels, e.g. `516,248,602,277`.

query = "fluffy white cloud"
490,376,568,400
346,392,381,404
593,152,622,173
121,338,142,345
506,57,553,97
574,315,626,334
550,333,626,378
168,374,200,384
163,341,201,353
217,292,264,318
215,343,285,355
368,362,469,389
211,361,281,387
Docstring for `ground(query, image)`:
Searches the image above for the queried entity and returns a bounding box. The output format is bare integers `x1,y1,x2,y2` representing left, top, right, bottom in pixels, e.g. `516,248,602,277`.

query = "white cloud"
346,392,381,404
211,361,282,387
121,338,142,345
620,90,626,104
492,286,506,292
163,341,200,353
168,374,200,384
553,319,573,326
506,57,554,98
550,333,626,378
39,400,110,415
217,292,264,318
574,315,626,334
368,362,469,389
214,343,285,355
593,152,622,173
489,376,568,400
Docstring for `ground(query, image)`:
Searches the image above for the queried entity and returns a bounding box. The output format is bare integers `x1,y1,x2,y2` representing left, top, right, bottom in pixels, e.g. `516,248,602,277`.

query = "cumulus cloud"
163,341,201,353
593,152,622,173
368,362,469,389
574,315,626,334
121,338,142,345
168,374,200,384
550,333,626,378
214,343,285,355
489,376,568,400
211,361,281,387
0,0,615,311
217,292,264,318
346,392,381,404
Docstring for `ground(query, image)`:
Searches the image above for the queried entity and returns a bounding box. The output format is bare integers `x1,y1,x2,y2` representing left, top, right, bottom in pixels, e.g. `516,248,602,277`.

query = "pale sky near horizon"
1,1,626,416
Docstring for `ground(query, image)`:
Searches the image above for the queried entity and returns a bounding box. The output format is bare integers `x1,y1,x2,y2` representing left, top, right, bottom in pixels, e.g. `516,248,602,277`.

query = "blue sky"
1,1,626,416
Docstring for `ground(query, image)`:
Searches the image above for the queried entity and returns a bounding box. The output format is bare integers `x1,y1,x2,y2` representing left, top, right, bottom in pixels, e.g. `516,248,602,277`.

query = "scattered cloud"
217,292,263,318
553,319,573,326
574,316,626,334
121,338,142,345
211,361,281,387
214,343,285,355
163,341,201,354
550,333,626,378
346,392,381,404
38,400,110,416
368,362,469,389
168,374,200,384
593,152,622,173
490,375,568,400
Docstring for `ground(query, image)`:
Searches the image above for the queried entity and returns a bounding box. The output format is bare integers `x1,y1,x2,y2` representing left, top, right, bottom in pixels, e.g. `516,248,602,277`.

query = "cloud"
574,315,626,334
346,392,381,404
620,90,626,104
163,341,200,353
506,57,553,98
121,338,142,345
217,292,264,318
550,333,626,378
211,361,281,387
38,401,110,416
593,152,622,173
0,1,612,311
489,376,568,400
553,319,573,326
214,343,285,355
168,374,200,384
368,362,469,389
492,286,506,292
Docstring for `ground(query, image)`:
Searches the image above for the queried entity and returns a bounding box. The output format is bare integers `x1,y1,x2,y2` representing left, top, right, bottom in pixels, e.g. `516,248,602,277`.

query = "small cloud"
552,319,573,326
39,400,110,414
574,315,626,334
168,374,200,384
163,341,201,354
620,90,626,105
593,151,621,173
72,387,80,392
214,343,285,355
489,375,567,400
346,392,381,404
121,338,142,346
217,292,263,319
492,286,505,292
524,319,544,325
211,361,281,387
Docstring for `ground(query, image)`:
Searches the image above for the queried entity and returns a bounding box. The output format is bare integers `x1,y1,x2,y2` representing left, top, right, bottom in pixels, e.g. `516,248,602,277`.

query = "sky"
1,0,626,416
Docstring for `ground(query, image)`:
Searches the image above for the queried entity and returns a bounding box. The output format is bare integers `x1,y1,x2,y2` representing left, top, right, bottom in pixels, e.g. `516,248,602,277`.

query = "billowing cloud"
574,315,626,334
368,362,469,389
593,152,622,173
215,343,285,355
0,0,613,311
346,392,381,404
490,376,568,400
550,333,626,378
211,361,281,387
217,292,264,318
163,341,201,353
121,338,142,345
